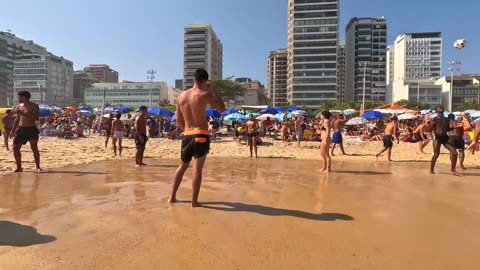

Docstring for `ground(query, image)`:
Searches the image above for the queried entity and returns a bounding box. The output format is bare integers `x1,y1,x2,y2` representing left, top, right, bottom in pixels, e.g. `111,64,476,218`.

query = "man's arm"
176,101,185,131
393,124,400,143
9,113,20,138
468,123,480,154
206,82,226,113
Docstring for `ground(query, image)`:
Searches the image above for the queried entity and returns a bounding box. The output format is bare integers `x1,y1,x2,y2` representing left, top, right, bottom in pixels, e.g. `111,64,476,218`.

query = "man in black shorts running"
430,106,460,176
376,116,399,161
448,113,466,170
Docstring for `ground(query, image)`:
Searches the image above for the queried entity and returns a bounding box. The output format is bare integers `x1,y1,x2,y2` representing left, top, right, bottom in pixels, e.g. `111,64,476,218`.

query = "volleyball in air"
454,39,466,49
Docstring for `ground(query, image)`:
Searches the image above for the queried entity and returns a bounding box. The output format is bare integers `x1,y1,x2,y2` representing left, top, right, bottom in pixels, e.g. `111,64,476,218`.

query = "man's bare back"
2,114,15,130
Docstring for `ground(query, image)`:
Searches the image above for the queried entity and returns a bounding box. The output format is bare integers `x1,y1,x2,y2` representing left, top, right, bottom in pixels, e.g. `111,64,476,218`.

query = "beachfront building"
287,0,339,107
175,79,183,90
345,17,387,102
336,41,346,102
13,54,74,105
436,75,480,111
83,64,118,83
0,31,53,106
236,78,267,106
84,81,180,109
73,70,99,102
183,23,223,90
267,48,288,107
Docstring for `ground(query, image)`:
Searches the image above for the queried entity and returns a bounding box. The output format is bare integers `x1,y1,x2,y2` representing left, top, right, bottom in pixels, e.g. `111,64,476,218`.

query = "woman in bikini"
319,111,332,172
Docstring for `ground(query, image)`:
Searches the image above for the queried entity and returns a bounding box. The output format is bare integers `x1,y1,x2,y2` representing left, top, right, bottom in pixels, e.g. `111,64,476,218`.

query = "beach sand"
0,158,480,269
0,135,479,175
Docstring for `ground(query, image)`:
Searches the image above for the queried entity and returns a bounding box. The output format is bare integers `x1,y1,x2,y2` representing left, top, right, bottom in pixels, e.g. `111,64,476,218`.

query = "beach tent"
256,114,276,121
345,117,368,126
224,113,248,122
260,107,278,114
206,108,221,118
222,108,238,116
362,111,384,120
148,107,174,117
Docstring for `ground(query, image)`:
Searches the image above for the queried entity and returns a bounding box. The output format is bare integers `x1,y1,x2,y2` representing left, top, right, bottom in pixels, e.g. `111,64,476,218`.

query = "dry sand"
0,135,479,175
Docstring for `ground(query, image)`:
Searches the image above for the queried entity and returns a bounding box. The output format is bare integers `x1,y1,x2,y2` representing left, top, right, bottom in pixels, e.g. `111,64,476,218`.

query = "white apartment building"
183,23,223,90
267,48,288,107
287,0,339,107
84,81,178,109
13,54,73,105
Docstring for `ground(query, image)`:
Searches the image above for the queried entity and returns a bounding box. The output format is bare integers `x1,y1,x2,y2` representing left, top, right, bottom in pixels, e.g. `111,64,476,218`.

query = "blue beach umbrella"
291,110,308,116
79,110,93,115
287,106,302,112
148,107,174,117
275,112,292,121
206,108,221,118
222,108,238,116
260,107,279,114
39,108,52,117
420,109,433,115
112,106,131,114
274,107,286,113
343,109,357,116
224,113,248,122
363,110,384,120
430,111,450,118
170,114,177,122
78,105,93,111
473,118,479,125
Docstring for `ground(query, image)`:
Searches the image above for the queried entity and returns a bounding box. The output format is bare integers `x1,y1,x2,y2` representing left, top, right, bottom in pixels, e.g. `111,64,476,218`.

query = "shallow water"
0,158,479,269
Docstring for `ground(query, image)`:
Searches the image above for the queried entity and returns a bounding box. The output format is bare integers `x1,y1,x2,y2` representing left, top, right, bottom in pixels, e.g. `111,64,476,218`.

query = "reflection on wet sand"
0,158,480,269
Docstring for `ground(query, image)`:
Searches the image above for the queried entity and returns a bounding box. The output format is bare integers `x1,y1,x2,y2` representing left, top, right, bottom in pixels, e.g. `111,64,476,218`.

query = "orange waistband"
184,129,210,136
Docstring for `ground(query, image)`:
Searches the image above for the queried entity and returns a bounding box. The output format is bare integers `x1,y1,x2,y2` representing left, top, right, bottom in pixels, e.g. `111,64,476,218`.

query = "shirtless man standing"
111,113,124,156
104,114,114,148
9,91,41,172
413,120,432,153
448,114,466,170
246,114,259,157
295,115,304,148
467,121,480,154
135,106,148,166
375,116,399,161
331,114,347,156
2,109,15,151
169,68,226,207
430,106,460,176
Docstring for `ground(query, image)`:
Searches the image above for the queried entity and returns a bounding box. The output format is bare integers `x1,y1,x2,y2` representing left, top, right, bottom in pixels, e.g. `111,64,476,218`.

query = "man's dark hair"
5,109,11,114
194,68,209,83
391,116,398,121
116,113,121,120
139,106,148,111
435,106,444,113
17,91,31,100
448,113,455,120
321,111,332,120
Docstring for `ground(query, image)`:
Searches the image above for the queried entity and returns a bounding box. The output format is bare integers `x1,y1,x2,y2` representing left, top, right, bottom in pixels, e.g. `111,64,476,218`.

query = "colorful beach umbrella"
362,111,384,120
64,106,77,113
224,113,248,122
397,113,417,120
222,108,238,116
345,117,368,126
256,114,276,121
148,107,174,116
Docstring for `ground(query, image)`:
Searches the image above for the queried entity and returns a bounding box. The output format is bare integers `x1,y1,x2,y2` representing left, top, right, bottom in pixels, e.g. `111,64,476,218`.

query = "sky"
2,0,479,86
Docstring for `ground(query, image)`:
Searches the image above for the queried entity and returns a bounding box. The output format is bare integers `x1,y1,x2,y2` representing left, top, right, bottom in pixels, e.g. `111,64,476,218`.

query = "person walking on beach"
246,114,259,157
295,115,304,148
413,120,432,154
111,113,124,156
375,116,399,161
430,106,460,176
331,113,347,156
104,114,114,148
319,111,332,173
2,109,15,151
169,68,226,207
448,114,467,170
135,106,148,166
9,91,42,173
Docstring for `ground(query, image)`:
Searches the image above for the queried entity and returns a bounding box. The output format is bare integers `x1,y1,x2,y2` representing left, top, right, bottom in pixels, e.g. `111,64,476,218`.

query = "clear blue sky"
2,0,479,86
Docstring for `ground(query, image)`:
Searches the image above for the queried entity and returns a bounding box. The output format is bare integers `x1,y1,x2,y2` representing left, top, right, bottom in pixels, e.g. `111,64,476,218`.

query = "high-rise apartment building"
0,31,51,106
287,0,339,107
83,64,118,83
14,54,73,105
336,41,346,102
73,71,99,101
345,17,387,102
175,79,184,90
267,48,288,107
183,23,223,89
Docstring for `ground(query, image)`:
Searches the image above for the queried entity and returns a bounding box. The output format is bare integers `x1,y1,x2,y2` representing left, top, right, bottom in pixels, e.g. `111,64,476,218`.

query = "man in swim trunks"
169,68,226,207
430,106,460,176
375,116,399,161
448,114,466,170
467,120,480,154
104,114,114,148
331,113,347,156
295,115,304,148
246,114,259,157
135,106,148,166
2,109,15,151
9,91,41,173
111,113,124,156
413,120,432,154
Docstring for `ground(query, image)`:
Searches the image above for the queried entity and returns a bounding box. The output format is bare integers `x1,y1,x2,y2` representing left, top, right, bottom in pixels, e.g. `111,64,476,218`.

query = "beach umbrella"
79,110,93,115
420,109,432,115
275,112,292,121
224,113,248,122
256,114,276,121
330,110,343,115
471,111,480,118
430,112,450,118
473,118,479,125
343,109,357,115
274,107,286,113
64,106,77,113
260,107,278,114
206,108,221,118
345,117,368,126
287,106,302,112
112,106,131,114
170,114,177,122
465,110,479,116
291,110,308,116
78,105,93,111
362,111,384,120
148,107,174,116
39,108,52,117
452,111,463,116
251,113,261,118
397,113,417,120
222,108,238,116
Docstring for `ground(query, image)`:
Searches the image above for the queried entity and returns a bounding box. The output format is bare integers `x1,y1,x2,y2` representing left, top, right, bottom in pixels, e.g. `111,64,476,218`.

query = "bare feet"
375,155,379,161
461,166,467,170
36,168,44,173
13,168,23,173
430,170,437,174
139,163,147,166
168,197,176,203
191,201,201,208
388,159,393,162
331,153,335,156
451,171,462,177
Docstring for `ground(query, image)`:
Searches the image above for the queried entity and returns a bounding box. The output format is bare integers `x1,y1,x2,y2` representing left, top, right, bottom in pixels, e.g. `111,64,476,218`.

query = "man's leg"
169,161,190,203
3,132,9,151
430,140,441,173
387,147,392,161
253,136,258,158
458,150,466,169
248,136,253,157
118,138,123,156
340,143,347,155
191,155,207,207
112,138,117,156
13,143,23,172
376,147,388,160
105,136,109,148
29,140,41,171
139,146,146,165
444,144,459,175
331,143,336,156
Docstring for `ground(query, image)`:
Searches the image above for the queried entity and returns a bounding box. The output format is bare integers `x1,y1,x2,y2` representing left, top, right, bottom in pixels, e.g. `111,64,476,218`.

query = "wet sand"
1,158,480,269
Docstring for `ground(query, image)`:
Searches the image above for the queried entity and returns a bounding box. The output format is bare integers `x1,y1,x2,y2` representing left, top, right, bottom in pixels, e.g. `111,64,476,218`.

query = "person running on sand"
295,115,304,148
331,113,347,156
246,114,259,158
467,121,480,154
375,116,399,161
104,114,114,148
2,109,15,151
135,106,148,166
448,114,466,170
319,111,332,172
413,120,432,153
9,91,42,173
111,113,124,156
430,106,461,176
169,68,226,207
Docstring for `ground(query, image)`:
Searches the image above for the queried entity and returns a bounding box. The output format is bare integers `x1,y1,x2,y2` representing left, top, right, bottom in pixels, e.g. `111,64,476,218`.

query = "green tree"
395,99,430,110
461,100,480,110
159,98,171,107
211,79,246,107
